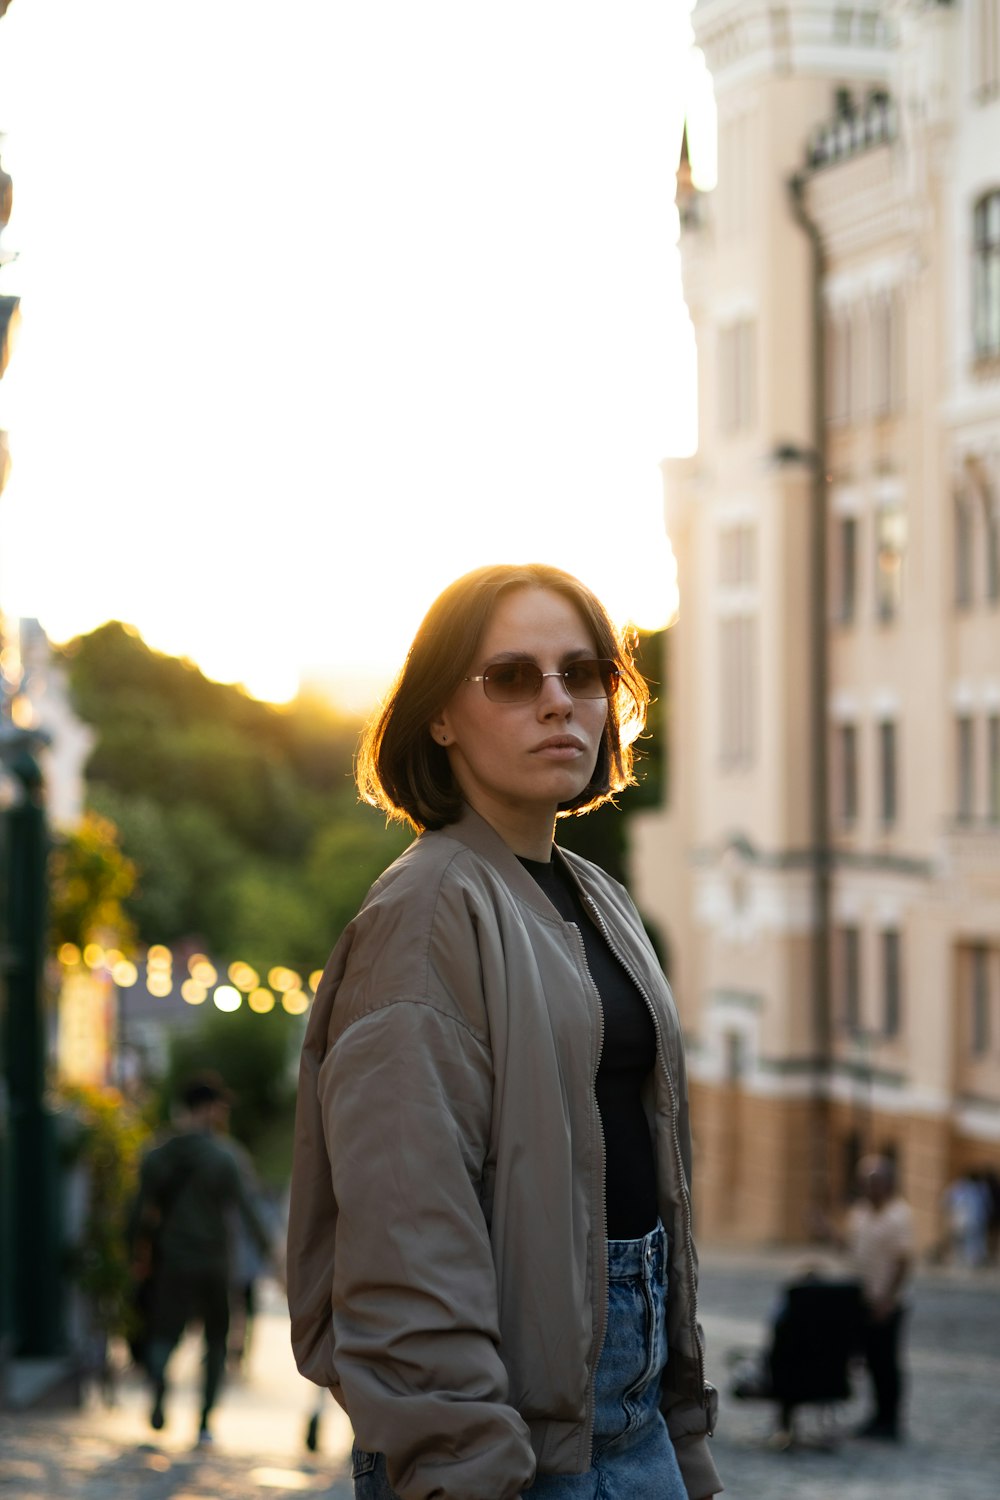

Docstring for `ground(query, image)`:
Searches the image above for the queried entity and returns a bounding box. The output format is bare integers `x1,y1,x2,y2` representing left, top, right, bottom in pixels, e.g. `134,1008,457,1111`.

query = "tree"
50,811,137,953
165,1005,299,1185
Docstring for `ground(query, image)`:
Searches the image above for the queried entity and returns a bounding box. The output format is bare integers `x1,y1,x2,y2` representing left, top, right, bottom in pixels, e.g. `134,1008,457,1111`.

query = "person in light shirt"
845,1154,915,1441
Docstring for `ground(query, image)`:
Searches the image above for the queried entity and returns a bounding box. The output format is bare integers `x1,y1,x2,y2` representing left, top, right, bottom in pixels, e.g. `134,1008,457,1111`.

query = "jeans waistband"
607,1219,667,1282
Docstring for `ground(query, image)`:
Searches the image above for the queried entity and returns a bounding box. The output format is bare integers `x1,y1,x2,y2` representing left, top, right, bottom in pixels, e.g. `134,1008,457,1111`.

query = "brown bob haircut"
356,563,650,833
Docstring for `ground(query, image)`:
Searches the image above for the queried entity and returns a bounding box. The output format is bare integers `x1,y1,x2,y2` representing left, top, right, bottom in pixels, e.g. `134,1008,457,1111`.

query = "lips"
532,735,586,754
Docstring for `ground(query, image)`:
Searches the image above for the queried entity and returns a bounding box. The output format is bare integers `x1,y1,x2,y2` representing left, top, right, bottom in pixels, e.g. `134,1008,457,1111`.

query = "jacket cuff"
667,1386,723,1497
672,1430,724,1497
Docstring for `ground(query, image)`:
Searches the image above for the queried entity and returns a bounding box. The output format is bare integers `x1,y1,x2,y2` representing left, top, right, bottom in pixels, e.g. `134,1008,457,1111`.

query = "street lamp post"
1,740,65,1357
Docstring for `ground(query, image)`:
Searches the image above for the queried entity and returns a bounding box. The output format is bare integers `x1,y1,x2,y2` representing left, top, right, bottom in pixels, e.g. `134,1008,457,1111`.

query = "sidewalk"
0,1281,355,1499
1,1251,998,1498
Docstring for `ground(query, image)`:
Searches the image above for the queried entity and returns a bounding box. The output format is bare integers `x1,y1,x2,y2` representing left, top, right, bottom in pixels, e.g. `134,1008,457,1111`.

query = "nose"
536,672,574,716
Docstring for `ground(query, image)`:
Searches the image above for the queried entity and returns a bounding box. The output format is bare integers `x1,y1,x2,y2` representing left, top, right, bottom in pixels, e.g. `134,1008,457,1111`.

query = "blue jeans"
353,1221,687,1499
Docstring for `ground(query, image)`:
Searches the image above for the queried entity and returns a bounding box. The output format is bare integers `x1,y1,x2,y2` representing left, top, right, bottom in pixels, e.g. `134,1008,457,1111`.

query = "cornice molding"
694,0,895,95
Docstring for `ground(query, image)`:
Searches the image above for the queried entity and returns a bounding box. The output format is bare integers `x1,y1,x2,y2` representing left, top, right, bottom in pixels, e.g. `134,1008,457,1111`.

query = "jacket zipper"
568,922,609,1464
580,893,708,1407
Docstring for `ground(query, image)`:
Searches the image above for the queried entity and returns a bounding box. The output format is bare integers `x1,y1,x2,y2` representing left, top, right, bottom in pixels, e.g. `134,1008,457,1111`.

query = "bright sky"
0,1,716,710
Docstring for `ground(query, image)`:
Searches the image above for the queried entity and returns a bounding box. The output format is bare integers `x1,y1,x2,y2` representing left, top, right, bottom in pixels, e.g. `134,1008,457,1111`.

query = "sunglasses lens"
564,659,619,699
479,659,619,702
483,661,543,702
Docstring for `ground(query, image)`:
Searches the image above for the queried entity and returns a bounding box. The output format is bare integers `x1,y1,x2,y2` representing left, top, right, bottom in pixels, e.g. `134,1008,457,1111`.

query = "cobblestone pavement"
699,1248,1000,1499
1,1252,998,1498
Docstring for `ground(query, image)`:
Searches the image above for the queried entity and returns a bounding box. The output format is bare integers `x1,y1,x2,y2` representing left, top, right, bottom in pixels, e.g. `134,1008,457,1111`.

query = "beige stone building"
634,0,1000,1250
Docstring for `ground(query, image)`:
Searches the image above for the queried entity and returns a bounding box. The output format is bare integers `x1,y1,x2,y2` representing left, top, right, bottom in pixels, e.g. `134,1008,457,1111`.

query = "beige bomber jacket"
288,806,721,1500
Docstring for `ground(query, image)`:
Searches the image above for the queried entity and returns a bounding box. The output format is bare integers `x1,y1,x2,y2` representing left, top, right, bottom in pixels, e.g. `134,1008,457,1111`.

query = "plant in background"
58,1082,150,1343
49,810,137,955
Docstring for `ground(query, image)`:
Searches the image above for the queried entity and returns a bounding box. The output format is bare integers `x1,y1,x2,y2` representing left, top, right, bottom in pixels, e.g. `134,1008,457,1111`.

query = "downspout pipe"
787,170,833,1227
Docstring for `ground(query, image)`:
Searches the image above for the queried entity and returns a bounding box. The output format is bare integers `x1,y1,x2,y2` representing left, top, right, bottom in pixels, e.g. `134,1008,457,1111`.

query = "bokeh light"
268,967,301,994
228,961,260,992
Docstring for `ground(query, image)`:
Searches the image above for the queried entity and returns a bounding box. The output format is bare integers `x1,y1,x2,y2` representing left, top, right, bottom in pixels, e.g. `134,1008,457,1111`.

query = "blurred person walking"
288,564,720,1500
209,1093,277,1375
128,1071,282,1444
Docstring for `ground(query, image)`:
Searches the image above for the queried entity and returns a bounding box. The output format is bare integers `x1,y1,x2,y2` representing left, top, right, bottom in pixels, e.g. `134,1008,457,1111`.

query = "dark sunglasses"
464,658,619,704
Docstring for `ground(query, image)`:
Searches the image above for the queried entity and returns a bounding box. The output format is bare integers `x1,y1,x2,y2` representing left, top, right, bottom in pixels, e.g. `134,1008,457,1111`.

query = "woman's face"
431,586,610,854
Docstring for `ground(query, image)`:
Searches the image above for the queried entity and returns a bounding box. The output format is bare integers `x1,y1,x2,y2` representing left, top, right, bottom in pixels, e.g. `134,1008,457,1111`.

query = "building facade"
634,0,1000,1249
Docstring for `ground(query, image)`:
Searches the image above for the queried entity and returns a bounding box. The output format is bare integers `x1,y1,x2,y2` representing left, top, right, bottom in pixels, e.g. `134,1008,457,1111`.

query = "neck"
462,794,555,861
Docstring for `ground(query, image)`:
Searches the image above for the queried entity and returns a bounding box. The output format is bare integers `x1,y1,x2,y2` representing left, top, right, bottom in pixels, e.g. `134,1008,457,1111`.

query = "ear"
429,708,453,747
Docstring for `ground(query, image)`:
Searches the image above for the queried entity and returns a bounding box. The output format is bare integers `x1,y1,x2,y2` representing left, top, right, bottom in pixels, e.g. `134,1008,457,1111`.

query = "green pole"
3,746,63,1355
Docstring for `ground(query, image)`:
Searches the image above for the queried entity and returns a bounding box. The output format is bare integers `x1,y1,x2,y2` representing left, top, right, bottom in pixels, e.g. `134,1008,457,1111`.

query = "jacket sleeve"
320,998,536,1500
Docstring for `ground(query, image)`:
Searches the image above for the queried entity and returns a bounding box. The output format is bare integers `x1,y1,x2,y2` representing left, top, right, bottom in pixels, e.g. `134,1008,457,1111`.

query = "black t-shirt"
519,853,658,1238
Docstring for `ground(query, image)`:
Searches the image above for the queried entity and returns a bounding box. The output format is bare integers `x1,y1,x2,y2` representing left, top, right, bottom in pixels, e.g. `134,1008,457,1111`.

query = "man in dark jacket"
128,1072,280,1443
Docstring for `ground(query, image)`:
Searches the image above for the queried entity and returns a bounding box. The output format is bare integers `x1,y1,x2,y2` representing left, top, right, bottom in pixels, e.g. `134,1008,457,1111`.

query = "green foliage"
164,1006,299,1186
49,810,138,952
85,788,190,938
57,1083,150,1336
306,811,412,949
626,628,667,811
58,622,389,969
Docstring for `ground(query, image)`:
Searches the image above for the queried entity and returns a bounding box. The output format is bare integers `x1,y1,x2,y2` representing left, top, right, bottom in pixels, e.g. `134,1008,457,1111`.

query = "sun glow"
0,2,709,712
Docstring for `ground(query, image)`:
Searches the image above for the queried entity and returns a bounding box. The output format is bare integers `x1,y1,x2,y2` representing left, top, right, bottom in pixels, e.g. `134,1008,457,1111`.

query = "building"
633,0,1000,1250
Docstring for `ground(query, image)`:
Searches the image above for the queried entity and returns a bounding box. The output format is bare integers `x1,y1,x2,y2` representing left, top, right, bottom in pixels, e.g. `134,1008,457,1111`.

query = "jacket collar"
427,803,571,925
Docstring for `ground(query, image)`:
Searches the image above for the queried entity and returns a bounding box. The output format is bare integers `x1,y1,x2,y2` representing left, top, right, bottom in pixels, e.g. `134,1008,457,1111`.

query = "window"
957,715,975,821
725,1030,746,1084
972,0,1000,99
826,312,850,425
875,506,905,622
971,946,991,1054
955,492,975,607
719,614,756,767
989,714,1000,822
879,720,898,827
871,289,904,416
838,722,859,825
858,10,881,45
718,319,757,435
973,190,1000,361
882,929,902,1037
719,523,756,587
839,925,862,1033
835,515,859,622
987,491,1000,603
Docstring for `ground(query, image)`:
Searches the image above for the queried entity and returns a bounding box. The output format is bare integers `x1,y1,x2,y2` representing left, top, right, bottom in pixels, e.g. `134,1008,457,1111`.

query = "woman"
288,563,721,1500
